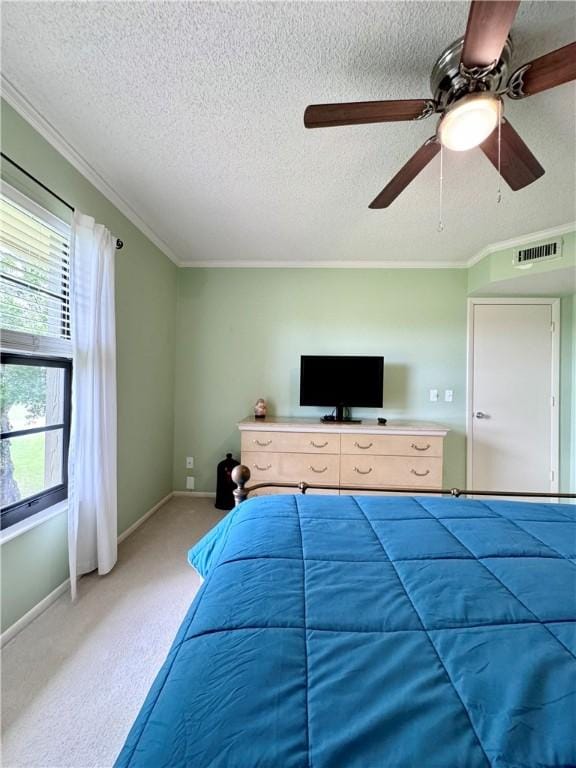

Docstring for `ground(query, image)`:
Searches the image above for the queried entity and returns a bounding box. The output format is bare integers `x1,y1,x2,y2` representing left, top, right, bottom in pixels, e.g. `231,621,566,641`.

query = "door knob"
474,411,487,419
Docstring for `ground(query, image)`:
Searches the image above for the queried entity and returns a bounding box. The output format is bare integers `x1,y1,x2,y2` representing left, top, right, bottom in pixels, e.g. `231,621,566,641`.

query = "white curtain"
68,212,117,600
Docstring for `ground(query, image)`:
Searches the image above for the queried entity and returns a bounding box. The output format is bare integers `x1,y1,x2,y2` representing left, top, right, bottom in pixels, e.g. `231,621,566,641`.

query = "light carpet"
1,496,225,768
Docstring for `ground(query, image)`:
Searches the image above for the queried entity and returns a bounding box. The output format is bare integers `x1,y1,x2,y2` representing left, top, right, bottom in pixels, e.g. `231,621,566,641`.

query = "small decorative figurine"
254,398,267,419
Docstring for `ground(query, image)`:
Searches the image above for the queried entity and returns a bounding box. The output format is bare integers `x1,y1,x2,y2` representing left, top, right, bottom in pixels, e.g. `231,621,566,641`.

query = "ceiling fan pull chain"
496,100,502,204
437,143,444,232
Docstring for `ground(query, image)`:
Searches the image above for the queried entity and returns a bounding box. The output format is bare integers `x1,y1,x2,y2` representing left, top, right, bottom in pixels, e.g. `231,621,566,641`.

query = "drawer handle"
411,468,430,477
411,442,431,452
354,441,373,450
310,440,328,449
309,465,328,474
253,463,272,472
353,466,373,475
254,439,272,447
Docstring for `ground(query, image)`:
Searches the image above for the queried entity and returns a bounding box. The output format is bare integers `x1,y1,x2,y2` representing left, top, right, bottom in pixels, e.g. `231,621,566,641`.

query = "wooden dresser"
238,417,449,495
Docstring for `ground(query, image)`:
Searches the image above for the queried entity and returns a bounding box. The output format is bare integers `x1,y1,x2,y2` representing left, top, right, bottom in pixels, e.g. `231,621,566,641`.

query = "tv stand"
321,415,362,424
323,405,361,424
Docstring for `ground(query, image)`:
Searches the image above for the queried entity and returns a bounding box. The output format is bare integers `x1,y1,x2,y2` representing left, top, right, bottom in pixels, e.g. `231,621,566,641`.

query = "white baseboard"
1,578,71,648
173,490,216,498
117,492,174,544
1,491,175,648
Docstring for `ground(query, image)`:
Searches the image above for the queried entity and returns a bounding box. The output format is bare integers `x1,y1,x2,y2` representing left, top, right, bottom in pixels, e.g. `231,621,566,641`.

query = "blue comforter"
116,494,576,767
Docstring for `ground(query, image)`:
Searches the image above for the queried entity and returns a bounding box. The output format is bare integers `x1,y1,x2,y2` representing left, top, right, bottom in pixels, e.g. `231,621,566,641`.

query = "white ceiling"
1,1,575,266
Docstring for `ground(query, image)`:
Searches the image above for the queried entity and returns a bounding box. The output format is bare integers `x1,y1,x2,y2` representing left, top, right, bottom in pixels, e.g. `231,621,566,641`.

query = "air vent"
514,239,563,266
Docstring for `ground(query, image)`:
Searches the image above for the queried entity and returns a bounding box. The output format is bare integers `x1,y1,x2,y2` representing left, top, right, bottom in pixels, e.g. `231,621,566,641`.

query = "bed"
115,491,576,767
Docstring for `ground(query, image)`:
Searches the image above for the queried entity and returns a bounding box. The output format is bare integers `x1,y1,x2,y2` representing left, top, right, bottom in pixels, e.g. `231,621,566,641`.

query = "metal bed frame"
231,465,576,507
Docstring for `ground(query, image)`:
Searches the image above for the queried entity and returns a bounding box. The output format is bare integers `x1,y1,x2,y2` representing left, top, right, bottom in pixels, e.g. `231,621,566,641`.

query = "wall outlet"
186,456,194,469
186,476,195,490
429,389,439,402
444,389,454,403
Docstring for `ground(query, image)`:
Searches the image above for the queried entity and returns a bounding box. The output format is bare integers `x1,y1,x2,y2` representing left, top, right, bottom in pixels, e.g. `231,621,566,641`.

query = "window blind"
0,186,71,355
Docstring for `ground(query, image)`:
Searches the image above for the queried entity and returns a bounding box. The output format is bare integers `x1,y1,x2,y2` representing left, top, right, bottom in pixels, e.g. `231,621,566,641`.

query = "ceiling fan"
304,0,576,208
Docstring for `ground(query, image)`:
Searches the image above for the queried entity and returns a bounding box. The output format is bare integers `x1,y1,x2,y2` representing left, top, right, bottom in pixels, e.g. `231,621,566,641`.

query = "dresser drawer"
242,431,340,454
340,434,443,457
340,455,442,488
243,451,340,485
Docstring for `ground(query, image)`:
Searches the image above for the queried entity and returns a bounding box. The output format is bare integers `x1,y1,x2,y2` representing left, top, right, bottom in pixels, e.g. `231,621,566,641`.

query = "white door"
468,300,559,493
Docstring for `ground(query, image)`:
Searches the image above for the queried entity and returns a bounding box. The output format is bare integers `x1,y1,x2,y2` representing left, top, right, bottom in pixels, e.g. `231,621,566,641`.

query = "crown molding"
1,75,182,266
466,221,576,268
174,223,576,269
179,259,468,269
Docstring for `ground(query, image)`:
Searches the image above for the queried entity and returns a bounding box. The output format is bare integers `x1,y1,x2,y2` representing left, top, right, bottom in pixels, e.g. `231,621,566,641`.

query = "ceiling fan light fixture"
438,93,501,151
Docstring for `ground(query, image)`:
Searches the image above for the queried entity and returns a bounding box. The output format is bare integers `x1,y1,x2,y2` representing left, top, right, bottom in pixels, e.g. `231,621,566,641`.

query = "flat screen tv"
300,355,384,423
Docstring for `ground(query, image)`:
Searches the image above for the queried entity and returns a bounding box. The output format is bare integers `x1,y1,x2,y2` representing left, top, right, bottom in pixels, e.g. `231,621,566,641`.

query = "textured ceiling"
1,1,575,266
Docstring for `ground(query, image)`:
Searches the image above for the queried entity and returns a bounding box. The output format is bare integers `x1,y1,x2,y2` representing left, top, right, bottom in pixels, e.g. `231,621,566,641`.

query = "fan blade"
304,99,435,128
369,138,440,208
461,1,520,70
480,119,544,190
510,41,576,97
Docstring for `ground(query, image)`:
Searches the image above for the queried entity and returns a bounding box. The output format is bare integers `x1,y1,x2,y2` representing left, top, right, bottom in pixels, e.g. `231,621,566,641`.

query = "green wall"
1,101,177,632
571,293,576,493
173,265,575,497
1,513,69,634
173,268,469,492
468,231,576,294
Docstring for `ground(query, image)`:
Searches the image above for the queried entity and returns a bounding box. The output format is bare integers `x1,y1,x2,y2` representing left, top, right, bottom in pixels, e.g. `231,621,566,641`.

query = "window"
1,355,72,527
1,184,72,529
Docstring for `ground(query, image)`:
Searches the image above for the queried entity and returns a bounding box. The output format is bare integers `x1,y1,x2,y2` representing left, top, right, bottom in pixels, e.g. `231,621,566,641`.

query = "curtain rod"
1,152,123,250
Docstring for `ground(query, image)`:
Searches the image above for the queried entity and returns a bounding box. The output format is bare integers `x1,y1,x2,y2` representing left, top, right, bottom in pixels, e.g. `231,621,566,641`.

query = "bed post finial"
232,465,251,506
